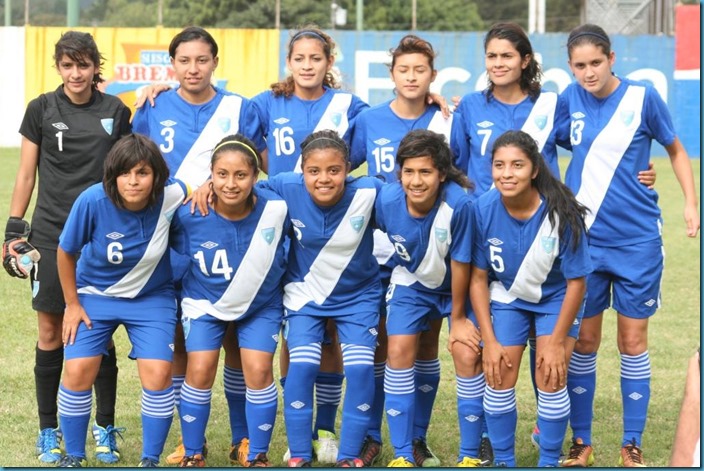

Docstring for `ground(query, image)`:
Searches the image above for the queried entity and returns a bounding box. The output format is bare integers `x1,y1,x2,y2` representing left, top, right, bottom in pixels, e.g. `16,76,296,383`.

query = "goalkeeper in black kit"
4,31,131,465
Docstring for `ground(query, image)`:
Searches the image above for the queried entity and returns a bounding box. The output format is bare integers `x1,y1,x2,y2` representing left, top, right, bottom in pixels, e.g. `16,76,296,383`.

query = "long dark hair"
396,129,473,190
566,24,612,59
492,130,588,251
483,22,541,101
54,31,105,86
103,134,170,210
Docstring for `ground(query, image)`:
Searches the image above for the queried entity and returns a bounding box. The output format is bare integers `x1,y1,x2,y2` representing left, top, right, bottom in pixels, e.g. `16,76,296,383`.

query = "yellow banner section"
24,26,280,114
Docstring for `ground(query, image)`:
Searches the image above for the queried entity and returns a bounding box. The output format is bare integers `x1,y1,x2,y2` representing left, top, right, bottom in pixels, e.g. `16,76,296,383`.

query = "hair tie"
212,140,260,167
291,30,327,44
567,31,610,47
302,136,346,153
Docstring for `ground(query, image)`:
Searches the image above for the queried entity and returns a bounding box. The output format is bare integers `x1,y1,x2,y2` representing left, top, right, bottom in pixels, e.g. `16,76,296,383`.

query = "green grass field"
0,148,699,467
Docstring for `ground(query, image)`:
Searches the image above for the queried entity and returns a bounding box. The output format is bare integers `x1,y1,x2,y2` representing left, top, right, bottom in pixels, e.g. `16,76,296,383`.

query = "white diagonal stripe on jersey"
293,93,353,173
181,200,287,321
426,110,453,141
575,85,645,230
174,95,243,187
390,201,453,289
284,188,376,310
78,183,185,298
521,92,557,152
490,209,559,304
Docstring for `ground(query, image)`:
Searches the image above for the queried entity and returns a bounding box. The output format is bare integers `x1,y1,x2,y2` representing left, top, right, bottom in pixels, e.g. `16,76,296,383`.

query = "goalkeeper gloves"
3,217,40,279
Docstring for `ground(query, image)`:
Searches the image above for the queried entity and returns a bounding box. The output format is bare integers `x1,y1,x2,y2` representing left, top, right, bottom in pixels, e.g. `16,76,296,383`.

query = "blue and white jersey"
375,181,473,295
132,87,265,189
251,87,368,175
472,190,592,314
556,78,671,247
259,173,383,316
170,187,289,322
59,179,188,298
349,101,467,183
455,90,560,198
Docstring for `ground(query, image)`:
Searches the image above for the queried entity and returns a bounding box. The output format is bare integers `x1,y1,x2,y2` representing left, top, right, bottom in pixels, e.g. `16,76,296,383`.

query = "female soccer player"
170,135,289,467
4,31,131,464
56,134,188,468
556,24,699,468
349,34,468,467
132,26,265,465
259,129,382,468
375,129,481,467
470,130,592,467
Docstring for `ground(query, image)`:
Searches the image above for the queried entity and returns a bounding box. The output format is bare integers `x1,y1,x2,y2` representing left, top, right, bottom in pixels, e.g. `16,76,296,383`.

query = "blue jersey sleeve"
554,92,572,151
559,226,593,280
344,94,370,149
643,86,676,147
349,109,369,170
450,198,473,264
450,111,470,174
240,99,267,151
131,106,150,136
58,188,96,255
471,201,490,270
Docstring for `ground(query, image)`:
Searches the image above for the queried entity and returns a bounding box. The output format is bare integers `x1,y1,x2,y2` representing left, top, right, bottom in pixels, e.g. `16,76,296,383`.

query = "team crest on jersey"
478,120,493,129
541,236,556,254
435,228,448,243
52,122,68,130
181,317,191,339
534,115,547,130
350,216,364,232
261,227,275,245
620,110,635,126
218,117,232,133
374,138,391,146
487,237,503,246
330,112,342,127
101,118,114,135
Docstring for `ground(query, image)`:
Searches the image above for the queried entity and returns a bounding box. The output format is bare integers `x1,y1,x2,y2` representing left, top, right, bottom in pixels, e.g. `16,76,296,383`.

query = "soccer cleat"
287,457,312,467
388,457,415,467
166,436,208,465
561,438,595,467
618,440,646,467
313,430,339,463
138,457,160,467
478,434,494,467
180,454,206,467
412,438,441,467
335,458,365,467
57,455,86,468
458,457,482,467
92,423,125,464
36,427,62,463
530,425,540,448
247,453,273,467
230,437,250,466
360,435,383,467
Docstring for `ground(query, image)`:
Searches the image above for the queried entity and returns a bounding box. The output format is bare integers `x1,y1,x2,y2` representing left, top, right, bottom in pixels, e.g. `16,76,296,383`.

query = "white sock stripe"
181,382,212,405
568,352,597,375
142,388,175,418
456,373,486,399
223,366,246,395
246,382,278,403
289,344,322,364
620,351,651,380
414,358,441,375
384,366,415,395
374,362,386,377
342,344,375,366
58,388,92,416
315,384,343,405
483,386,516,414
537,387,570,419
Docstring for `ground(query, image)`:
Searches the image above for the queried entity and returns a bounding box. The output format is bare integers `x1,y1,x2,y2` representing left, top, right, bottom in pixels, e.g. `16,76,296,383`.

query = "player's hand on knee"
3,217,40,279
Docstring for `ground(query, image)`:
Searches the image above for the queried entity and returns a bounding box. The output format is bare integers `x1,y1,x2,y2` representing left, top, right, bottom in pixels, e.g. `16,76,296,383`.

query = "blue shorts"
385,284,451,336
65,294,177,361
283,310,379,349
490,305,583,347
183,306,282,354
584,241,664,319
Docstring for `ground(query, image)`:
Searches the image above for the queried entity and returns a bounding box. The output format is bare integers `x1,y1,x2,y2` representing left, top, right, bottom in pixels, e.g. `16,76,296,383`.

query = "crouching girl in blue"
169,135,289,467
470,130,592,467
57,134,188,467
259,129,382,467
375,129,483,467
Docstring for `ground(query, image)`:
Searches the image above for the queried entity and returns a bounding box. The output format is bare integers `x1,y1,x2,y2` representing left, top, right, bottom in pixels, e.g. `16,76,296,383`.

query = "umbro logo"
418,384,434,393
572,386,586,395
106,232,124,240
488,238,503,246
391,234,406,242
478,121,493,128
201,241,218,249
160,120,177,127
464,415,479,422
386,408,401,417
374,138,391,146
290,401,305,409
572,112,585,119
258,424,273,431
644,299,656,307
182,415,196,423
291,219,306,228
274,117,290,125
629,392,643,401
52,122,69,130
357,403,370,412
369,328,378,336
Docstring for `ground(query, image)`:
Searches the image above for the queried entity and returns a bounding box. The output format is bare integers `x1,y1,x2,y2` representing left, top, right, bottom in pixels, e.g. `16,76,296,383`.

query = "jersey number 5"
490,245,505,273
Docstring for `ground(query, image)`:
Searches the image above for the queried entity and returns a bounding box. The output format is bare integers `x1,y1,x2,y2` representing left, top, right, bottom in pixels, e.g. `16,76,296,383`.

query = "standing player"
131,26,265,466
3,31,131,464
56,134,188,467
260,130,382,468
349,34,471,467
375,129,482,468
470,130,592,467
170,135,289,467
555,24,699,467
250,26,368,463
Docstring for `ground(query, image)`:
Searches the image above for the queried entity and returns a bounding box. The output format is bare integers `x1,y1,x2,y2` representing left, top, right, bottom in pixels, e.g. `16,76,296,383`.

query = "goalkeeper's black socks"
94,346,119,428
35,344,63,430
